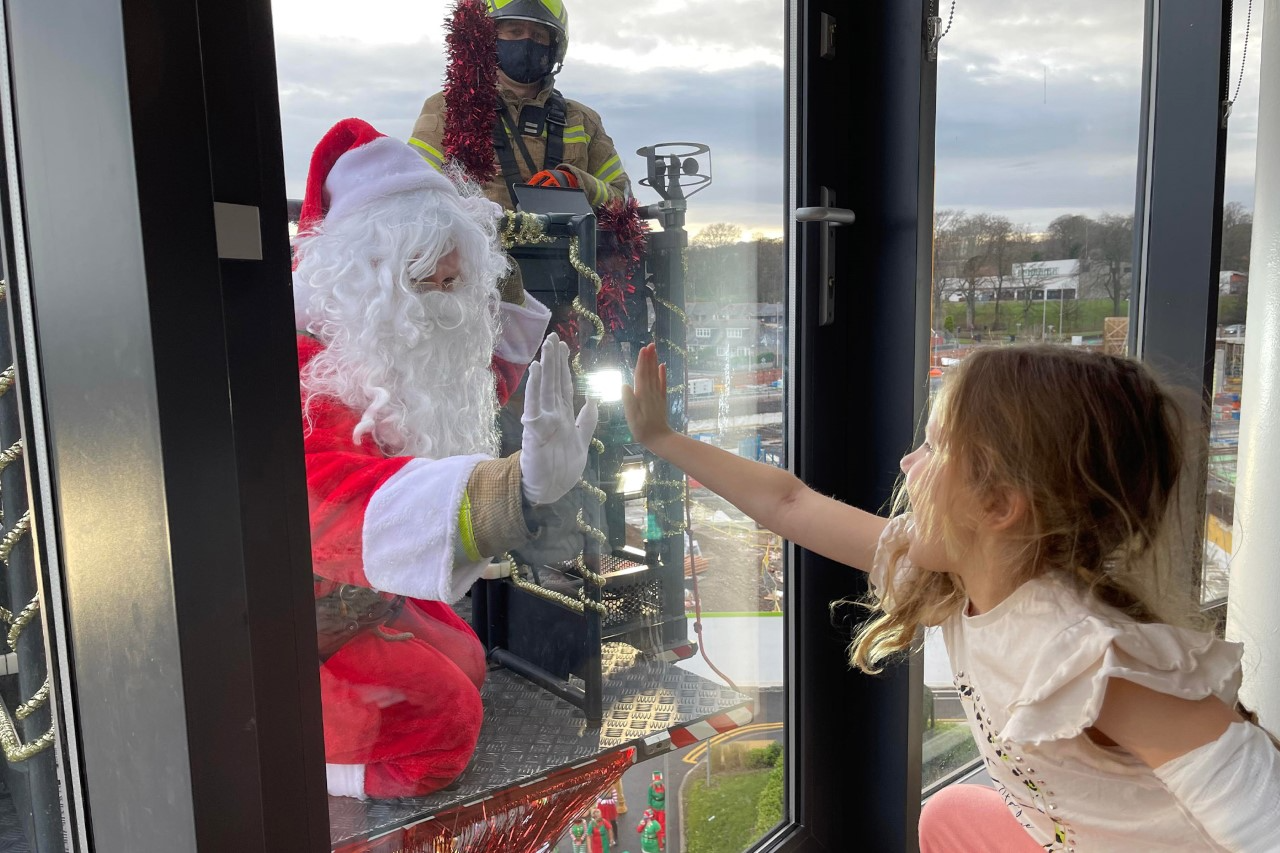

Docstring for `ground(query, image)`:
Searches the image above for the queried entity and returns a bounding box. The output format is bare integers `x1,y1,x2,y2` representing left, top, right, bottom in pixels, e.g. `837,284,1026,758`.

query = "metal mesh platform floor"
328,641,751,847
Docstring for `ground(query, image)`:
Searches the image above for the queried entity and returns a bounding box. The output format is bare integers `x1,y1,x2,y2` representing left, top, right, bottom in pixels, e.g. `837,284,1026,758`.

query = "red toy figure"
597,788,619,842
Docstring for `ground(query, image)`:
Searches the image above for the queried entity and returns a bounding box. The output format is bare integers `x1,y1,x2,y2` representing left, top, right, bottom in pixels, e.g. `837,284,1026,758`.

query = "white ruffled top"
873,515,1244,851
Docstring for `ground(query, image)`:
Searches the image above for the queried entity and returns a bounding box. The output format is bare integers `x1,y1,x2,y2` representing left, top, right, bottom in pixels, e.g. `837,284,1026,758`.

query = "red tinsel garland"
331,748,634,853
553,317,581,353
442,2,647,334
595,198,649,332
443,0,499,185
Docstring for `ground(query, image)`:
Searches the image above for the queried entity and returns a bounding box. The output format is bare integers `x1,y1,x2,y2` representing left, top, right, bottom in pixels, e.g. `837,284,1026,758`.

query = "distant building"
937,258,1135,303
1219,270,1247,295
939,272,1077,303
687,302,785,360
1012,259,1081,280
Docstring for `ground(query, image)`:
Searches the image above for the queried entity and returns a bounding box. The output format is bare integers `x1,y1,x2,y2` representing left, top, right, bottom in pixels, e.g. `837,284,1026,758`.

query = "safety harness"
492,89,568,202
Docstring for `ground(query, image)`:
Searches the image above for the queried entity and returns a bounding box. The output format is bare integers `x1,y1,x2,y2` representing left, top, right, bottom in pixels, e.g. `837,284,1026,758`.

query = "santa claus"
292,117,598,800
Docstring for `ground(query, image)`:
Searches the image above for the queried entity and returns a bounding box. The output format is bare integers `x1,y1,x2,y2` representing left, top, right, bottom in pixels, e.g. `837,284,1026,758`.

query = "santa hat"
297,117,454,234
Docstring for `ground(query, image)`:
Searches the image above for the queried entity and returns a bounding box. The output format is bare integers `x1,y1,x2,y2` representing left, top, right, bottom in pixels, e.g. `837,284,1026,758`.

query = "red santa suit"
299,297,549,603
295,118,555,799
301,312,547,797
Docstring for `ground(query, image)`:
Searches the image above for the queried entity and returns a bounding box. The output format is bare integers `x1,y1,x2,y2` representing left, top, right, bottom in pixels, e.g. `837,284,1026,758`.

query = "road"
685,390,782,422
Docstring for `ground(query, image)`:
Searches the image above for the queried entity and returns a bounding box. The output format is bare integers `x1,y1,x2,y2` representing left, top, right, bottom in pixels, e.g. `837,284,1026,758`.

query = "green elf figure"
647,772,667,846
635,809,662,852
638,818,662,853
569,817,588,853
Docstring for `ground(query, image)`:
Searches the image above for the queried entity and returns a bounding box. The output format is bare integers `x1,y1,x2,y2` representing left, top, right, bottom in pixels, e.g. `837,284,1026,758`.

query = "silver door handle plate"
795,206,856,225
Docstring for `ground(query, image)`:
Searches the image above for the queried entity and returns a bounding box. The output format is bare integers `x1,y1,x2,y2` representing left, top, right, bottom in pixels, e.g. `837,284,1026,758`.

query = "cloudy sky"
270,0,1264,238
933,0,1264,229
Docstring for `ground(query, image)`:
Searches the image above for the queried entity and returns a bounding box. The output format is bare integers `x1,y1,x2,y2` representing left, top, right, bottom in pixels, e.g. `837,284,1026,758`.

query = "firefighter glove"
527,168,580,189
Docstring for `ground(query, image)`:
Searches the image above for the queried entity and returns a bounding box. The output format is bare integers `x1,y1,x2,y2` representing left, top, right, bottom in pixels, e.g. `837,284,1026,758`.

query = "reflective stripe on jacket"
410,84,632,211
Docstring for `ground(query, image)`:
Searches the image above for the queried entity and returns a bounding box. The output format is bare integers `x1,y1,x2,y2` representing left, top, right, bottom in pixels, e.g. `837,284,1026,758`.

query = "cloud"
272,0,1263,237
554,63,784,234
273,1,786,235
933,0,1264,227
570,0,784,72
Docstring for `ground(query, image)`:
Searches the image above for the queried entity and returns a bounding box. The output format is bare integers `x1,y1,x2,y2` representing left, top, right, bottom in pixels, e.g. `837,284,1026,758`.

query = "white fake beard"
302,272,501,459
383,286,501,458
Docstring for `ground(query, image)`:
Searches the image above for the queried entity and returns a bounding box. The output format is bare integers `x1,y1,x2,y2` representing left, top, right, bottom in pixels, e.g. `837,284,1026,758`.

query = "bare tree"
692,222,744,249
753,236,785,304
686,223,747,303
982,215,1015,329
1220,202,1253,273
953,214,998,332
1084,214,1133,316
933,208,966,313
1046,214,1091,259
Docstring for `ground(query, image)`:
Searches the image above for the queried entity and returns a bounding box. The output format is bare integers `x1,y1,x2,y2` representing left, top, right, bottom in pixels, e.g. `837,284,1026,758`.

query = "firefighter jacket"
410,82,632,211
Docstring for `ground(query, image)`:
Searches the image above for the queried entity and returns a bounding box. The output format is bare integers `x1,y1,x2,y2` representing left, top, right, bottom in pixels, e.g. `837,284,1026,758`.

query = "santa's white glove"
519,333,599,505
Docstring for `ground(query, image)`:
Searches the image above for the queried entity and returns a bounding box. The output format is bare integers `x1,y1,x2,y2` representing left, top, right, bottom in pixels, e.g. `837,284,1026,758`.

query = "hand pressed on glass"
519,332,599,505
620,343,673,449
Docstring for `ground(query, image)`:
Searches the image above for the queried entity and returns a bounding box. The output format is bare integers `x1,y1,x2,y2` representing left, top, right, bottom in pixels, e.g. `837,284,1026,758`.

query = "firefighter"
412,0,631,569
410,0,632,212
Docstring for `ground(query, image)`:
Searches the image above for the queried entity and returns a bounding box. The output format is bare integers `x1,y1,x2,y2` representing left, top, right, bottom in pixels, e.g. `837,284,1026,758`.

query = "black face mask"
496,38,556,84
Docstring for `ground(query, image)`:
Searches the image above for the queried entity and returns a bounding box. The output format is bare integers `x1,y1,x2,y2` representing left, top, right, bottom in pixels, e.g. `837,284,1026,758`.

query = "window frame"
1130,0,1233,613
3,0,329,848
1132,0,1233,391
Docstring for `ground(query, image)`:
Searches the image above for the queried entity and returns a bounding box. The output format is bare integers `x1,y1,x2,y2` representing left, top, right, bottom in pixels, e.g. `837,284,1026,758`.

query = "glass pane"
271,1,787,849
926,0,1147,790
1203,1,1265,606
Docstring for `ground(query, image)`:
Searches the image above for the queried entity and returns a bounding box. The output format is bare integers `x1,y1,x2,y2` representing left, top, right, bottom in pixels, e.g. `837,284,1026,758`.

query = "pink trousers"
919,784,1042,852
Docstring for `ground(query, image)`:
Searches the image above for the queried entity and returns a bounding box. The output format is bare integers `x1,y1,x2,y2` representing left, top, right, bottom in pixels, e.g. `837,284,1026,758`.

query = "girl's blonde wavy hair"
849,344,1207,674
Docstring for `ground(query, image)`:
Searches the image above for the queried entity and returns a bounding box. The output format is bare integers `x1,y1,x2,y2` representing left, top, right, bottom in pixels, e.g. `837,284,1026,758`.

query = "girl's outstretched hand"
622,343,673,448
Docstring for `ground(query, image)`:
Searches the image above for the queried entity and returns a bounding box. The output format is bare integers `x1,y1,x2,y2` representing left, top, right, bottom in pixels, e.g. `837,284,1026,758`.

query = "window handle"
796,190,854,325
795,206,856,225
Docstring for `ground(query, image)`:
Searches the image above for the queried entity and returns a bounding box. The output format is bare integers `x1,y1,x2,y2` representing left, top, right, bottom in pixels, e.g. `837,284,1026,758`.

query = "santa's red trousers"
319,598,486,798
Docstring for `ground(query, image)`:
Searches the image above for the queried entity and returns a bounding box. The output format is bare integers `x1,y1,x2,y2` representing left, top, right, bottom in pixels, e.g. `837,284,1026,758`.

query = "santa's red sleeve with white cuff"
300,332,558,799
300,334,509,603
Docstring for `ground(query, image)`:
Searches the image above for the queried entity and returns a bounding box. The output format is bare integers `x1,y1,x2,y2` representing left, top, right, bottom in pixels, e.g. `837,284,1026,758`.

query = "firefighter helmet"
486,0,570,68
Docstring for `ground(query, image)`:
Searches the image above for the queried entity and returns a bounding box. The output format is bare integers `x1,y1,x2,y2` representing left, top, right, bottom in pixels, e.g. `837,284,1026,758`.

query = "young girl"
622,342,1280,851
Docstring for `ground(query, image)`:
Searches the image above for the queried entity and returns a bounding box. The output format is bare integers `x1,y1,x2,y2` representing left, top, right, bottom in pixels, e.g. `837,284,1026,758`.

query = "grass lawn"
937,297,1126,338
684,768,775,853
923,720,981,789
